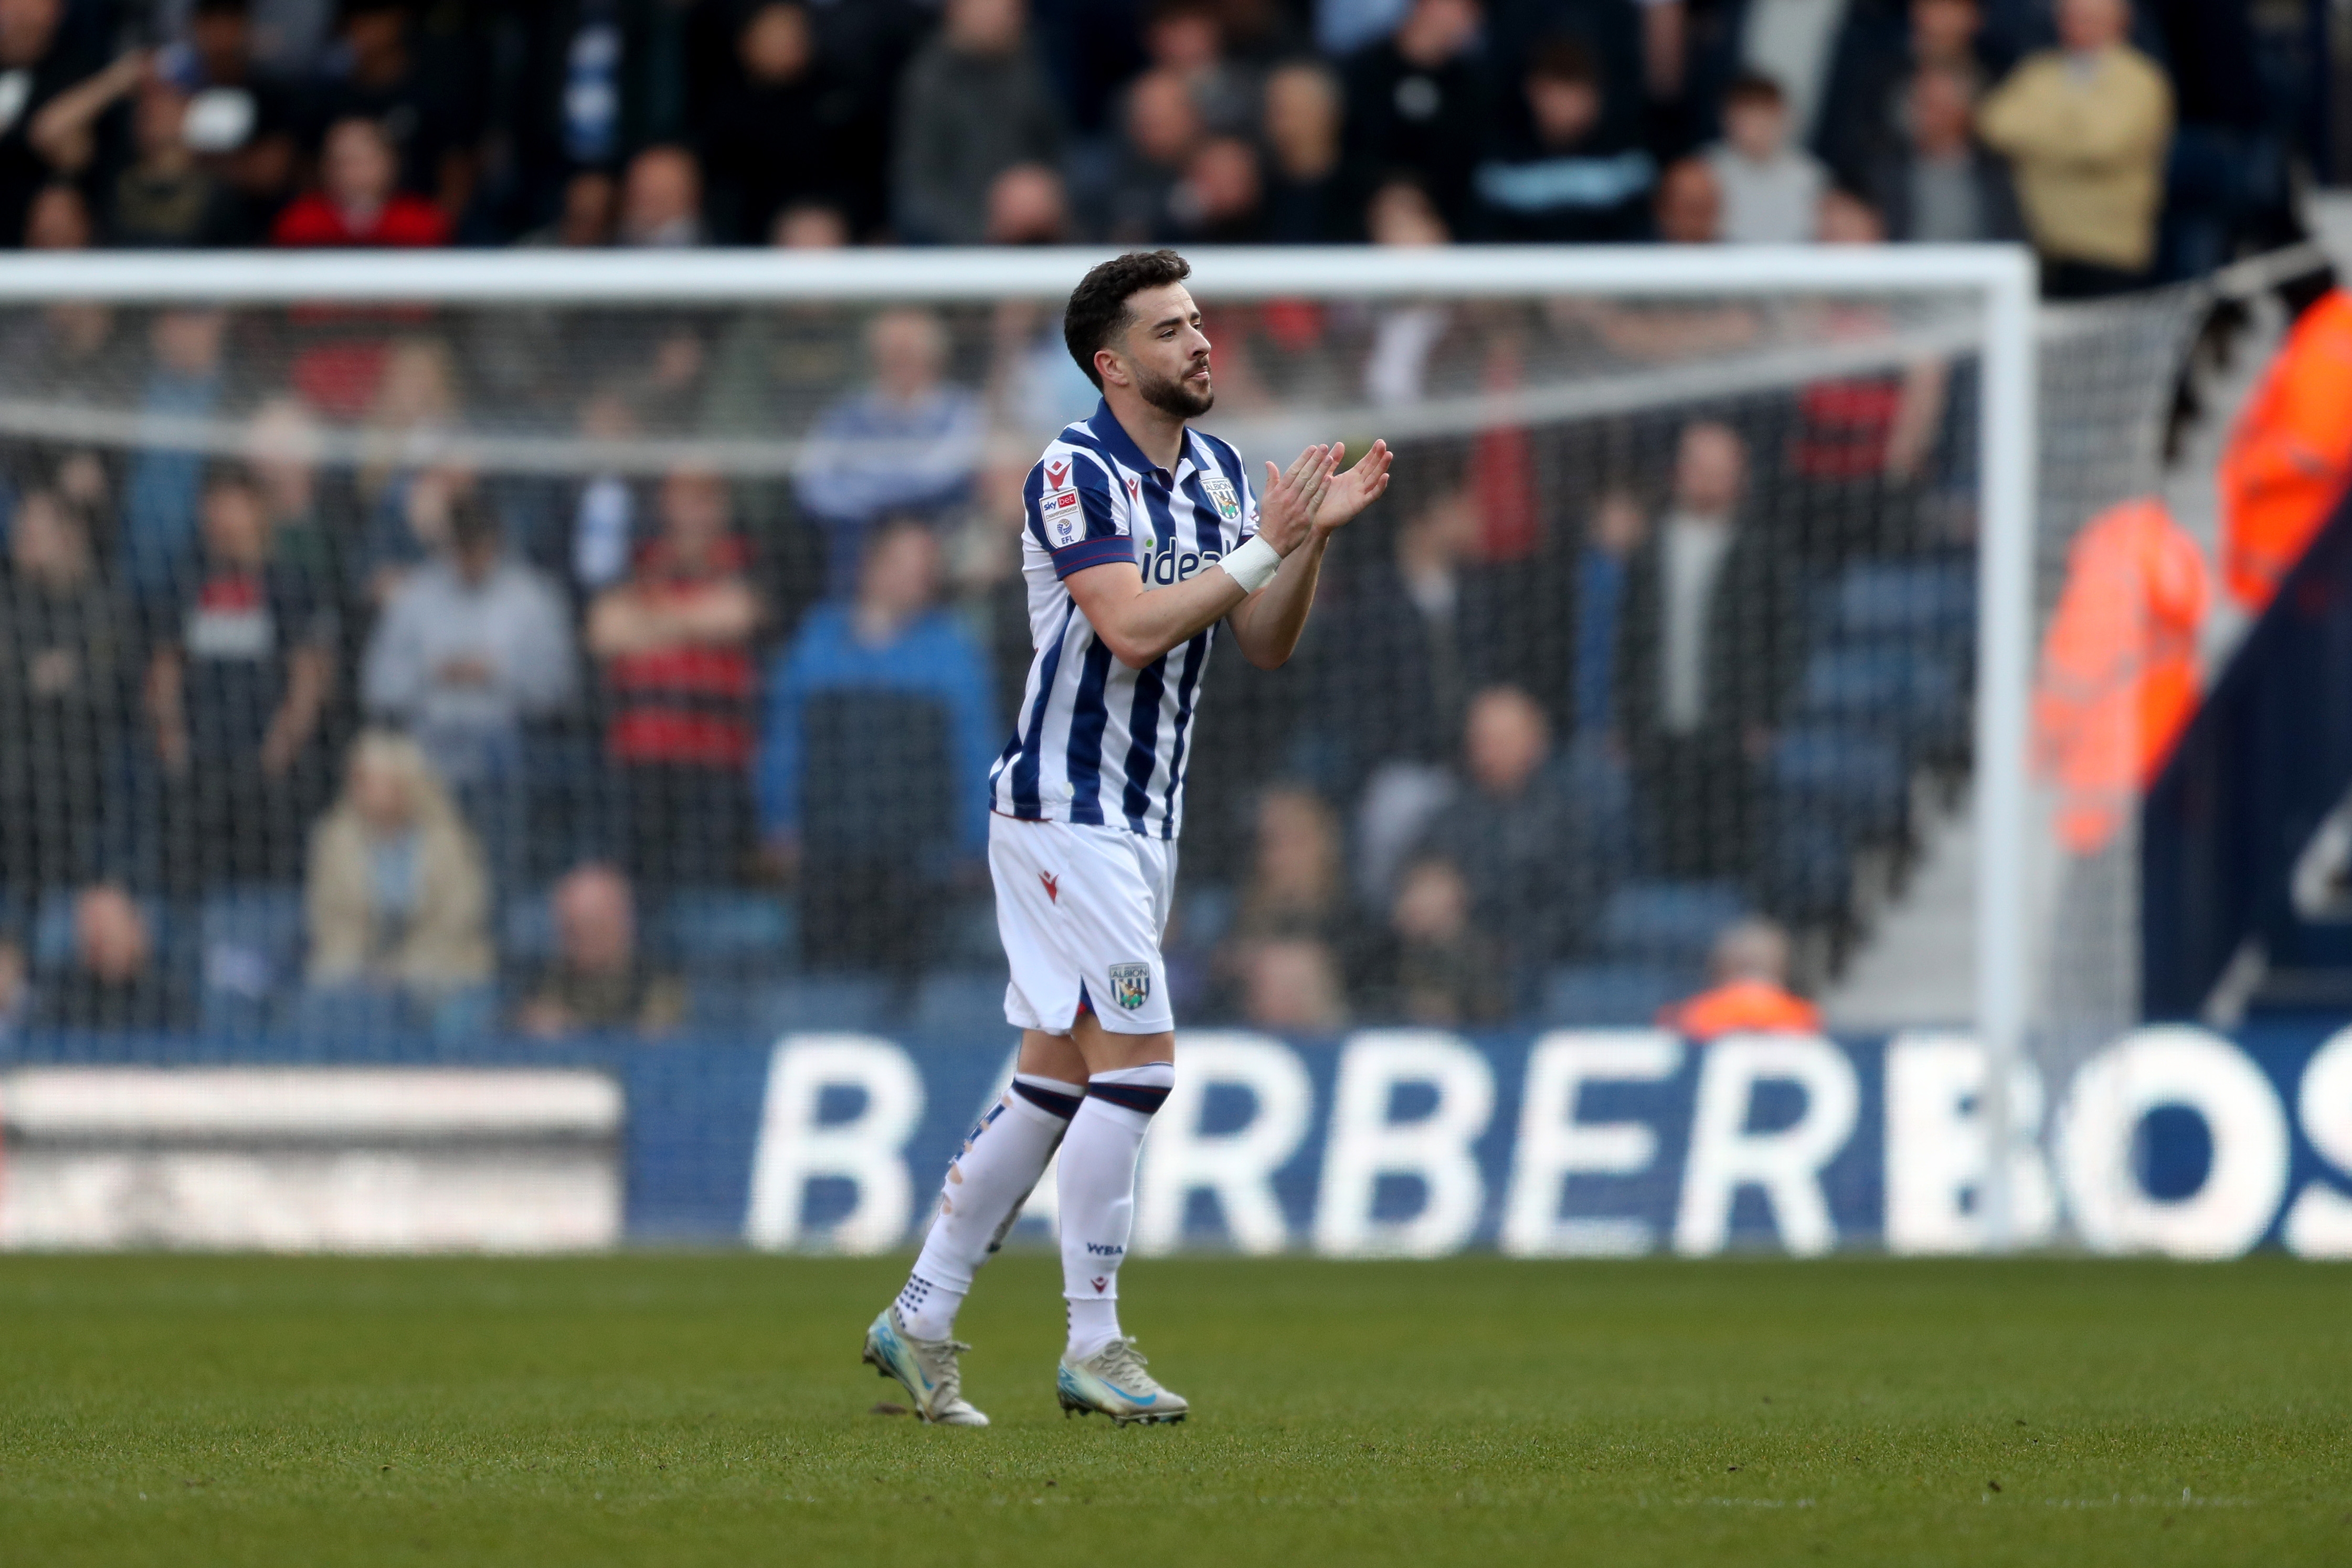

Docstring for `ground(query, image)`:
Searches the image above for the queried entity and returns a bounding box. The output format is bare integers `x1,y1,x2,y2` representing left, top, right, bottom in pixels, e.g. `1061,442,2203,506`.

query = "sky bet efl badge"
1108,962,1152,1010
1202,476,1241,523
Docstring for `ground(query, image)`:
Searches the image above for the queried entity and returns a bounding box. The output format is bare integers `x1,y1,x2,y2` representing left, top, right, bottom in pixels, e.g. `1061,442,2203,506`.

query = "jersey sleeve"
1026,450,1131,578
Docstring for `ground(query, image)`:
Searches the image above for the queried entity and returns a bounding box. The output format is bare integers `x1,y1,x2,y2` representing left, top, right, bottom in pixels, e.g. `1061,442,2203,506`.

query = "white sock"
1058,1061,1174,1361
895,1073,1080,1340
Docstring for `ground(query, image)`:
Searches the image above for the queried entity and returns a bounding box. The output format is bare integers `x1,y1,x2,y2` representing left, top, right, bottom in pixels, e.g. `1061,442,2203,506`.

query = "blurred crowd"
0,0,2314,1045
0,0,2310,294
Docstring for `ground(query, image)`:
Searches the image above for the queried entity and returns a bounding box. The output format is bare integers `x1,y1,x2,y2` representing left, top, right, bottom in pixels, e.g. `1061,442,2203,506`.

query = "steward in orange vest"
1658,918,1824,1040
2032,496,2209,856
2220,288,2352,611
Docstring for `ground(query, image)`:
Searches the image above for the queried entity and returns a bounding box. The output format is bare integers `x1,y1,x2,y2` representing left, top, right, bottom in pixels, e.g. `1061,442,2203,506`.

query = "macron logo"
1041,872,1060,903
1090,1276,1109,1293
1046,460,1069,489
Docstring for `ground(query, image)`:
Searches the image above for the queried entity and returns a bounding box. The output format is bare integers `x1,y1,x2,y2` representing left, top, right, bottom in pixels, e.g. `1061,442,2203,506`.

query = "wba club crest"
1108,962,1152,1011
1202,476,1242,523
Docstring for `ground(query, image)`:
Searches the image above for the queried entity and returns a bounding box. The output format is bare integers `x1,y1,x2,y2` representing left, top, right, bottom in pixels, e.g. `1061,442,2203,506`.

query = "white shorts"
990,812,1178,1036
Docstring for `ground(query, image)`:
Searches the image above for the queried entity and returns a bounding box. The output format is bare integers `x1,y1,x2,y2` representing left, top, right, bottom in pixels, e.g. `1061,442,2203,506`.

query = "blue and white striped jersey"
987,400,1258,840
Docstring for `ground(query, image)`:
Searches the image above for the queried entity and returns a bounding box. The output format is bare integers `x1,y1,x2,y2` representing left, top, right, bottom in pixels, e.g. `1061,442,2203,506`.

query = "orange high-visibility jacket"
1658,980,1824,1041
2220,288,2352,611
2032,496,2210,855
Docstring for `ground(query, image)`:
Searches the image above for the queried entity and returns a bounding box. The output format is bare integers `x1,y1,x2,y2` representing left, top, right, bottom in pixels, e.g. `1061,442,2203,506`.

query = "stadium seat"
692,976,893,1040
1758,814,1858,926
1793,646,1967,752
652,888,794,978
1540,964,1693,1026
198,885,307,1037
501,888,558,971
1769,728,1911,840
910,970,1013,1037
290,983,411,1044
1827,559,1976,648
1596,881,1750,968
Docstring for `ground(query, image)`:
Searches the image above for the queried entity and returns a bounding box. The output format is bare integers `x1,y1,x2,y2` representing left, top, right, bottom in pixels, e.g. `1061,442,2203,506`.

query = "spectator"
1359,179,1454,407
0,489,129,891
304,727,493,1029
1816,0,2009,190
361,489,576,871
1414,685,1603,997
773,200,851,249
1260,59,1347,243
1168,134,1266,243
121,308,228,598
1611,422,1796,882
703,3,856,245
1704,71,1826,243
1475,37,1655,243
520,168,615,248
103,69,248,247
794,308,986,592
163,0,303,225
513,862,686,1040
1238,935,1348,1032
304,0,480,221
984,162,1071,245
1217,786,1364,1006
147,467,335,889
21,175,86,247
24,48,150,193
1342,0,1488,236
1360,854,1507,1025
1785,187,1954,561
1106,66,1204,242
1315,480,1497,801
756,520,995,974
1976,0,2171,298
243,396,347,581
1657,916,1821,1038
986,296,1097,434
0,0,105,250
1142,0,1256,135
1865,59,2023,242
586,468,765,888
1572,490,1647,736
34,882,189,1030
893,0,1063,245
617,144,705,248
1652,153,1721,243
270,114,450,247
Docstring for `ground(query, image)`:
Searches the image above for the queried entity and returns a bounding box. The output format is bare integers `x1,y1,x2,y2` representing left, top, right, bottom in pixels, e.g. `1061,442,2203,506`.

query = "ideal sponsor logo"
1142,544,1222,587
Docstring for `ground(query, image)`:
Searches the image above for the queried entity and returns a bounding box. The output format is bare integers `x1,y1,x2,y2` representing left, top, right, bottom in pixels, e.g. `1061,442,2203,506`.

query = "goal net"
0,246,2208,1251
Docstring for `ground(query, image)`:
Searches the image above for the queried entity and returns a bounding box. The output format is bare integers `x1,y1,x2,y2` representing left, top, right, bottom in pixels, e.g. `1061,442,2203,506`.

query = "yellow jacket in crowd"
1977,44,2174,273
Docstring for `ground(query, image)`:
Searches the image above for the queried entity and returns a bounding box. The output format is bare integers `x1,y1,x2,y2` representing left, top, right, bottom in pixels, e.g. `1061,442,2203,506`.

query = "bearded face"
1134,352,1214,418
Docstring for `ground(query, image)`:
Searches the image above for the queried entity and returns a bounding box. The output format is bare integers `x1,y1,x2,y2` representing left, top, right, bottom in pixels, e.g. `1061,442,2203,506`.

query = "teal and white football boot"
1056,1337,1189,1426
861,1306,989,1426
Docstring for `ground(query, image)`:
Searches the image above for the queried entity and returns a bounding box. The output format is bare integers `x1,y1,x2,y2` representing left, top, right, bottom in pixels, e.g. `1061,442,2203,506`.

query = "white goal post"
0,243,2045,1244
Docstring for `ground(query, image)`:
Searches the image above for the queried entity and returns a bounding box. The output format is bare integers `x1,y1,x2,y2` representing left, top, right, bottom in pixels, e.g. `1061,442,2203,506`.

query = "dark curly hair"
1063,249,1192,390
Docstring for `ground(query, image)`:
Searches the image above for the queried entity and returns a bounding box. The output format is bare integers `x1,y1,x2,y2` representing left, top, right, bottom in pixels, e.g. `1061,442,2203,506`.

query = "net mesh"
0,274,2178,1053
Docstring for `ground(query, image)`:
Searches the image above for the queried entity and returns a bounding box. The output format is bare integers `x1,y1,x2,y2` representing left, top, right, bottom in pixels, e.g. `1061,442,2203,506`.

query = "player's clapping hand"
1256,442,1338,556
1309,439,1392,535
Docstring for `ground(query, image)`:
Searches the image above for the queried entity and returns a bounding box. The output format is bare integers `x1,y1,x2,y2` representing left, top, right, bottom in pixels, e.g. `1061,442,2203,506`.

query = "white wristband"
1219,534,1283,594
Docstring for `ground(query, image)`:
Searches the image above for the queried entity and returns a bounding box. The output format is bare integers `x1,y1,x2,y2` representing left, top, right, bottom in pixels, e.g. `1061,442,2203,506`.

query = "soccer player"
863,250,1391,1426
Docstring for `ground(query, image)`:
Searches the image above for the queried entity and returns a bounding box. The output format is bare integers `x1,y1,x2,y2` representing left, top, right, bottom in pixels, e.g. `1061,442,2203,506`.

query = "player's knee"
1085,1060,1174,1118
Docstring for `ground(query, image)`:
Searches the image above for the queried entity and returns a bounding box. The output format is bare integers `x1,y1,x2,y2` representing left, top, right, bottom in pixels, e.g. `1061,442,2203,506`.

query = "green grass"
1,1253,2345,1565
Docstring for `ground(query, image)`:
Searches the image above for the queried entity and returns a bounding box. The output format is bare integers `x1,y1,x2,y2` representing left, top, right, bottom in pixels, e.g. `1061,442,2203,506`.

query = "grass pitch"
2,1253,2344,1566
